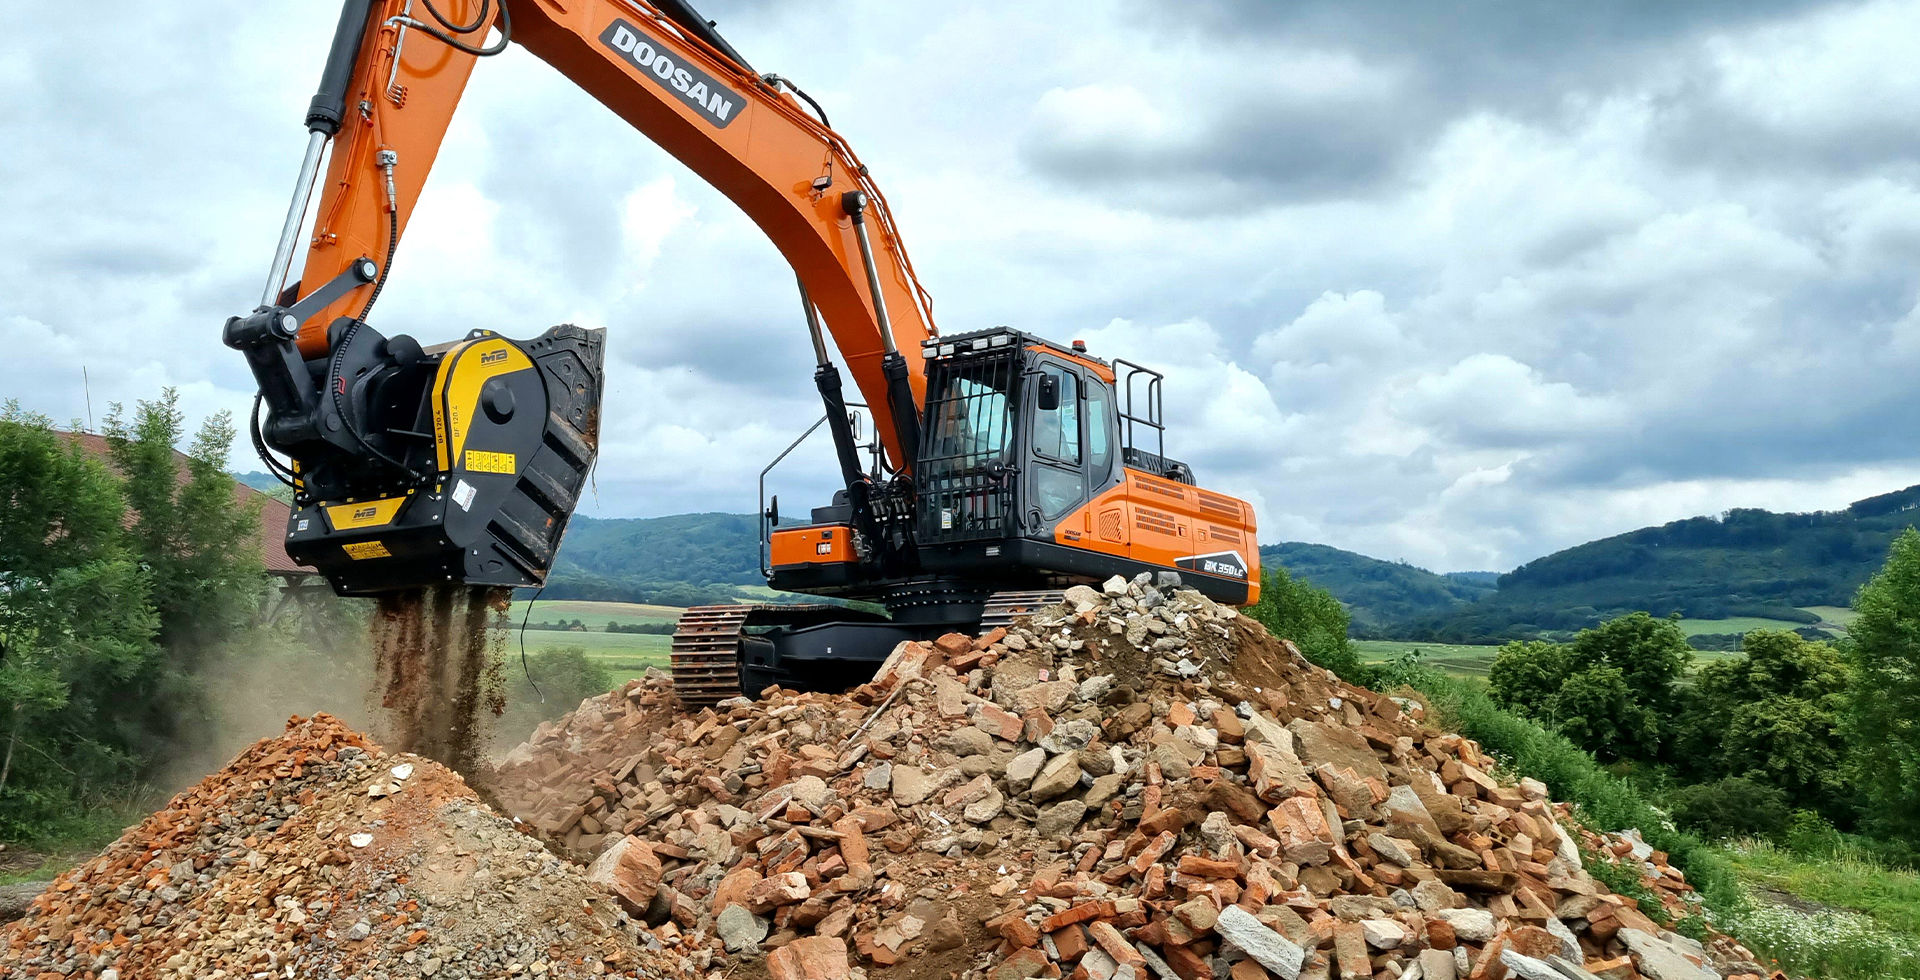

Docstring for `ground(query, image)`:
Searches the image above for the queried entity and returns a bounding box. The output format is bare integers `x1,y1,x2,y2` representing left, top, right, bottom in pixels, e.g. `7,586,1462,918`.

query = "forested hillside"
1258,542,1494,633
541,513,765,604
1402,485,1920,642
233,478,1920,643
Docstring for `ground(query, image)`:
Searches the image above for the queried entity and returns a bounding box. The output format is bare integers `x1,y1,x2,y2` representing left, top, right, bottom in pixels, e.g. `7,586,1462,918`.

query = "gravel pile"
491,577,1782,980
0,714,677,980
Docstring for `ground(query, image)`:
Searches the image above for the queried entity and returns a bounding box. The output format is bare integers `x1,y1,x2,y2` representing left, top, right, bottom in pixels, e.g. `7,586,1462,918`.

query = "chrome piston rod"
260,129,330,309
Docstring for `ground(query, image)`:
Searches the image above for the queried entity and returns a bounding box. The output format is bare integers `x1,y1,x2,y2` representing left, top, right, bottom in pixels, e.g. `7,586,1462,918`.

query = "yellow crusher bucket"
277,325,605,595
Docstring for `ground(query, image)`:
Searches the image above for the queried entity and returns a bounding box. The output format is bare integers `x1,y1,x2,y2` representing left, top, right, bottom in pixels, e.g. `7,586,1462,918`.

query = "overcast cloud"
5,0,1920,572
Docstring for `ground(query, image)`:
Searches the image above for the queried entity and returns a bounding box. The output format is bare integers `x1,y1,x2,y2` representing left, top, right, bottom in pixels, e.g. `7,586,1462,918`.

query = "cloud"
1018,52,1411,210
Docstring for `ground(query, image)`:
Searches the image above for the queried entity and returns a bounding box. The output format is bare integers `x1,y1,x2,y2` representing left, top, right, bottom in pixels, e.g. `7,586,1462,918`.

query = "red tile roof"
62,431,311,577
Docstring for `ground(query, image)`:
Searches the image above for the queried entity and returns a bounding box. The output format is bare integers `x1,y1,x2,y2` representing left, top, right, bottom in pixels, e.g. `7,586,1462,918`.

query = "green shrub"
497,646,615,741
1249,568,1372,685
1666,777,1790,841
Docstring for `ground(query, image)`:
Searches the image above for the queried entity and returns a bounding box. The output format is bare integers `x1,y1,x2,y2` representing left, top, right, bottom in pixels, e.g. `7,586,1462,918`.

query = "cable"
419,0,489,35
359,207,399,323
518,586,545,702
764,74,830,127
249,393,300,490
326,208,424,481
403,0,511,57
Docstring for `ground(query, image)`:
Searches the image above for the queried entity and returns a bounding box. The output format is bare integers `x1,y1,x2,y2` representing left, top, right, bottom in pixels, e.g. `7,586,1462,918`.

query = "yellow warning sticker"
343,540,392,560
463,450,517,474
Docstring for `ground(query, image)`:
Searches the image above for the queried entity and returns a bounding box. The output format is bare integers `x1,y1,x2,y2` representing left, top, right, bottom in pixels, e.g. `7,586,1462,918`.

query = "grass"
509,599,687,627
1803,605,1861,628
513,629,671,685
1353,640,1503,679
1725,902,1920,980
0,797,153,885
1719,836,1920,978
1673,615,1816,637
1724,840,1920,936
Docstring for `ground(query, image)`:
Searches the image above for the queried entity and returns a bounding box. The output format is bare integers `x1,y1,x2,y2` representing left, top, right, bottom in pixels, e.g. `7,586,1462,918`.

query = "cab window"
1032,364,1083,520
1085,380,1113,481
1033,365,1079,464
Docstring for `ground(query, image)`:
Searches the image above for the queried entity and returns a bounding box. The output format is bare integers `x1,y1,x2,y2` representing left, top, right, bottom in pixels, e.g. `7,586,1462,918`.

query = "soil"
371,586,510,776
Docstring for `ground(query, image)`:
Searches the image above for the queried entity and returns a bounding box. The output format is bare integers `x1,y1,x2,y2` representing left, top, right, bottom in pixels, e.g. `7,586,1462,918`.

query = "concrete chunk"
1216,905,1305,980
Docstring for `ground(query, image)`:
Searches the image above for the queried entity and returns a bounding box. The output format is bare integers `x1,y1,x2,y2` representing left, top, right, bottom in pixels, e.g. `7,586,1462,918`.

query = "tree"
103,390,262,653
0,406,158,837
1844,527,1920,840
1564,612,1693,722
1488,640,1572,715
100,392,264,765
1249,567,1368,683
1551,665,1659,761
1681,630,1851,806
1482,613,1689,762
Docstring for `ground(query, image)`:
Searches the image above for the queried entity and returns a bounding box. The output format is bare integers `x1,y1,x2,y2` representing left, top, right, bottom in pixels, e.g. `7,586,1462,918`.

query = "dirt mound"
0,714,676,980
491,577,1781,980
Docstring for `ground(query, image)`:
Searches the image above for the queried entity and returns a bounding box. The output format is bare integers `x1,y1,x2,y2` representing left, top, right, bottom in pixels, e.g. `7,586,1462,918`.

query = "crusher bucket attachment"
278,324,606,596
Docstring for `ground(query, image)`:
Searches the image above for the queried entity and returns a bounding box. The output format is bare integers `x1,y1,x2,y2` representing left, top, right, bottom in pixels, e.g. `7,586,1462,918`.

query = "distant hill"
1400,484,1920,643
542,513,765,605
1260,542,1495,634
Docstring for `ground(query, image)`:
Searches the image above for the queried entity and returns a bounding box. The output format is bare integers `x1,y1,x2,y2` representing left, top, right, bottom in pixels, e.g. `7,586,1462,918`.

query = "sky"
5,0,1920,573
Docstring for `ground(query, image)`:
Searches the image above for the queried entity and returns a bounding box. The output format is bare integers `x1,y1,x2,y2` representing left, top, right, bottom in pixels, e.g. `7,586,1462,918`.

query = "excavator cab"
768,328,1257,608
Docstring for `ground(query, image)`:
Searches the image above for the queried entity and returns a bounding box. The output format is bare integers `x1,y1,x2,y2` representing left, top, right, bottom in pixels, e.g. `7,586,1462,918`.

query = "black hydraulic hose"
406,0,511,57
327,209,422,480
419,0,489,35
249,393,300,490
764,74,830,128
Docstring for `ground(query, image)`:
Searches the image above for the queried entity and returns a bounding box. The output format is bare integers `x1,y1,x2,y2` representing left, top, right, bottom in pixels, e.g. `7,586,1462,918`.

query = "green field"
1353,640,1503,678
509,599,689,627
513,627,672,684
1803,605,1860,628
1353,639,1746,680
1674,615,1817,637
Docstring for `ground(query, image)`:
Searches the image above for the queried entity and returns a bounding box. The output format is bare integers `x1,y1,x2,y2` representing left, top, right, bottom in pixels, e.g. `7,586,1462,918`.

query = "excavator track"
670,603,858,708
980,590,1067,631
670,605,754,709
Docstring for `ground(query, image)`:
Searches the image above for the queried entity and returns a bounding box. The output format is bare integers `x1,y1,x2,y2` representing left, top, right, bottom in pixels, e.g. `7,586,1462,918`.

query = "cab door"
1025,360,1086,536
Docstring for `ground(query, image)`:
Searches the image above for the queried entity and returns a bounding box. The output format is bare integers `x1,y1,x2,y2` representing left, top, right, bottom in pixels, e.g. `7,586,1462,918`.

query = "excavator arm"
228,0,939,593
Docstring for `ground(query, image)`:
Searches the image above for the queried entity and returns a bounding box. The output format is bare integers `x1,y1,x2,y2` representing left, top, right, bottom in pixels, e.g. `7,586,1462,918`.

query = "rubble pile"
494,576,1782,980
0,714,676,980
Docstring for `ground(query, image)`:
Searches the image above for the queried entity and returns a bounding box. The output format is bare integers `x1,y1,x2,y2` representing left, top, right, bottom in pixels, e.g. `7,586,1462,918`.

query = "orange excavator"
227,0,1260,703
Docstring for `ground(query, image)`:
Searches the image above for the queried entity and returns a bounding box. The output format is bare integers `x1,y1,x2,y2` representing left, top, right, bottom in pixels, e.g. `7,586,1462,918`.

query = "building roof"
62,431,311,577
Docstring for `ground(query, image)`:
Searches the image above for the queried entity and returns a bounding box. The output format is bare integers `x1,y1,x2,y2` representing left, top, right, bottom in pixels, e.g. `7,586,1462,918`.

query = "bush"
1666,777,1790,841
497,647,615,741
1249,568,1371,684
